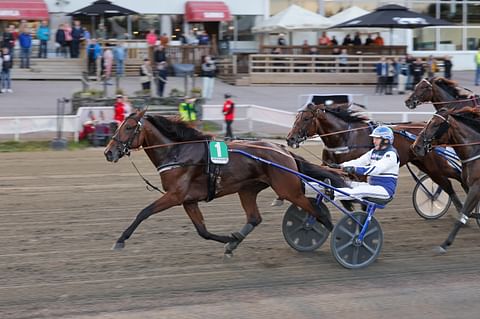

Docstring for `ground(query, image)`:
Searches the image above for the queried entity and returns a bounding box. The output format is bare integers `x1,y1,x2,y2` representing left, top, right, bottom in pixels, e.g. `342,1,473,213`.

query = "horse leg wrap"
459,214,469,225
225,224,254,254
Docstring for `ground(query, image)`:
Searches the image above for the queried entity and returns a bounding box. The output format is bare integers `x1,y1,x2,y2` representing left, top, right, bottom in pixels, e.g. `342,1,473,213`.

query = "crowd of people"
374,54,452,95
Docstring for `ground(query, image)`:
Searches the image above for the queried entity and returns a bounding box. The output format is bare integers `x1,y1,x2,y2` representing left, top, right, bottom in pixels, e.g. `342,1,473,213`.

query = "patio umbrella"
68,0,138,34
329,4,453,49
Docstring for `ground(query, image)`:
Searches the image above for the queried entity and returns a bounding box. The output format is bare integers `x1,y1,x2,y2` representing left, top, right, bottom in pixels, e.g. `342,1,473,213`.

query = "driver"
328,125,400,202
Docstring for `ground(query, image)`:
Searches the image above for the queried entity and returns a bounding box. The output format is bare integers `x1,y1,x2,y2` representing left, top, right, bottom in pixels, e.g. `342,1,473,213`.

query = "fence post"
402,112,408,122
248,105,254,132
14,118,20,141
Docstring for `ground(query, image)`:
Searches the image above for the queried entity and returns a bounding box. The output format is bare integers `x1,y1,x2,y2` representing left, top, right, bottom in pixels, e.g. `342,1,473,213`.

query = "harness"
323,121,376,154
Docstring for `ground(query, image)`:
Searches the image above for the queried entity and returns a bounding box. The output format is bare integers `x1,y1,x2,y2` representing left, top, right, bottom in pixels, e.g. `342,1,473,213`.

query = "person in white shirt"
328,126,400,201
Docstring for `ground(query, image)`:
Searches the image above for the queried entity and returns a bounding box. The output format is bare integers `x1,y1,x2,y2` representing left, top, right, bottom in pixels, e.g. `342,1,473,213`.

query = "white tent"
328,6,370,26
252,4,331,33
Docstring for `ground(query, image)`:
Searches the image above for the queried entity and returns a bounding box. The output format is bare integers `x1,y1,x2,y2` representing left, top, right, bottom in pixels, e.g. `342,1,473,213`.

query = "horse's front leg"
183,202,234,244
112,192,182,250
436,183,480,254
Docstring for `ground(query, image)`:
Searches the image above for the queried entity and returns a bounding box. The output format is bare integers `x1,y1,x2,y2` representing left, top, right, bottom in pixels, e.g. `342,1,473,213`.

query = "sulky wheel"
282,198,331,252
412,175,451,220
330,211,383,269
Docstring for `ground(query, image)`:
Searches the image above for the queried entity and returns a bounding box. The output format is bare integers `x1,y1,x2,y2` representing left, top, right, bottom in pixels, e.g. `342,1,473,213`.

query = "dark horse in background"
104,110,347,256
412,106,480,253
405,77,480,111
285,102,467,214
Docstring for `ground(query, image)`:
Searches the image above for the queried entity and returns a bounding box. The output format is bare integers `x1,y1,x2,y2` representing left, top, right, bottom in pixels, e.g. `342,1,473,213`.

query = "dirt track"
1,147,480,319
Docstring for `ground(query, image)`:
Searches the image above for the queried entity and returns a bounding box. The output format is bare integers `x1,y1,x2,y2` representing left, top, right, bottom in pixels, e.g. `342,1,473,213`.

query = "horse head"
405,78,434,109
286,103,325,148
412,108,451,157
104,109,147,162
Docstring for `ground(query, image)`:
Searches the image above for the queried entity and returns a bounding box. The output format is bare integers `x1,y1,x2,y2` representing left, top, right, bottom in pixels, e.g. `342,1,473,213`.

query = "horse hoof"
271,199,284,207
433,246,447,255
112,242,125,250
223,252,233,260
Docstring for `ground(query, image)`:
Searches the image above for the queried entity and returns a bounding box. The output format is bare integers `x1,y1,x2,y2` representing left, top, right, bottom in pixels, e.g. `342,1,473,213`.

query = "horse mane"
451,107,480,134
145,115,212,141
326,105,369,123
433,77,473,99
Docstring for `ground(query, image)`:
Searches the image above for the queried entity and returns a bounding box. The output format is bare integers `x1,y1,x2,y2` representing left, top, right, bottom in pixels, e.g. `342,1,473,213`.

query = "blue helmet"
370,126,394,144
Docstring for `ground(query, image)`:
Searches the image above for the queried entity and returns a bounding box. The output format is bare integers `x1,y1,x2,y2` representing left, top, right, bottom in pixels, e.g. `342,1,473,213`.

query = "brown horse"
285,103,467,214
412,106,480,252
104,110,347,256
405,77,479,110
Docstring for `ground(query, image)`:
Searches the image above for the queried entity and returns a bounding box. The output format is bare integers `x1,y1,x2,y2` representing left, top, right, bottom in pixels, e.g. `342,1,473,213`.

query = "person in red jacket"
114,95,126,123
222,93,235,139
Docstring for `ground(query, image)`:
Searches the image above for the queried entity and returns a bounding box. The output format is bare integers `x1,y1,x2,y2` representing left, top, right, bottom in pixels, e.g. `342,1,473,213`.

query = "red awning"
0,0,49,21
185,1,231,22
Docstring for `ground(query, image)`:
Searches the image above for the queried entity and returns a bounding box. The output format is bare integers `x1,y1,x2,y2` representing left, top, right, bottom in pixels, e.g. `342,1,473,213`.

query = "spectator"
342,34,352,46
397,57,408,94
71,20,85,58
201,55,216,99
365,33,373,45
103,45,113,83
159,33,169,46
114,95,126,123
330,35,338,46
352,32,362,46
55,24,66,57
86,38,102,76
64,24,72,57
277,33,287,46
385,58,396,95
222,93,235,139
146,29,157,62
405,54,415,90
301,40,310,54
411,58,425,87
37,20,50,58
153,44,167,67
373,33,384,46
2,25,16,63
444,55,452,79
426,55,438,78
338,48,348,72
318,32,331,46
113,42,126,77
178,97,197,122
155,61,168,97
375,57,388,95
96,23,107,39
1,47,12,93
18,28,32,68
197,31,210,45
140,58,152,91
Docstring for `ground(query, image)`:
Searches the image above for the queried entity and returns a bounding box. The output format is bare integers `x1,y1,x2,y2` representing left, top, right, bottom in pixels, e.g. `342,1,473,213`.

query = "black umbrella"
329,4,453,49
69,0,138,18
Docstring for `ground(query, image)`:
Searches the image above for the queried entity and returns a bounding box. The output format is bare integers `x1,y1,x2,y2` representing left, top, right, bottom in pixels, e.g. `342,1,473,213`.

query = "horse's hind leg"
224,188,265,256
183,202,233,243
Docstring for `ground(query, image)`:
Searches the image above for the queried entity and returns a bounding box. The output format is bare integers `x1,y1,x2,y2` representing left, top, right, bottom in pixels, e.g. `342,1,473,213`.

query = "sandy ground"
1,145,480,319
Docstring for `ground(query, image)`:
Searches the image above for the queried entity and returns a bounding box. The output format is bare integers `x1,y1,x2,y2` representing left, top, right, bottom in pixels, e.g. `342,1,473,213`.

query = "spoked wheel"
330,211,383,269
282,198,331,252
412,175,451,220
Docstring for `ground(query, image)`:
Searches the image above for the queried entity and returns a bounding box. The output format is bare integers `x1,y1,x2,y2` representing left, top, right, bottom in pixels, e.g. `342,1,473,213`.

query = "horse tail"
290,153,347,188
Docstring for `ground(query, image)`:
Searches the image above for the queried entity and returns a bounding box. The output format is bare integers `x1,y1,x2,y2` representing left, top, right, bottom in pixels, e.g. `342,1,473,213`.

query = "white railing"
0,104,433,141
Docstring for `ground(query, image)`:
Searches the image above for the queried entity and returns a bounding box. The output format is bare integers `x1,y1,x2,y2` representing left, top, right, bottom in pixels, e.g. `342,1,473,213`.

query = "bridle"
422,111,450,153
289,104,324,147
407,78,433,109
112,115,145,157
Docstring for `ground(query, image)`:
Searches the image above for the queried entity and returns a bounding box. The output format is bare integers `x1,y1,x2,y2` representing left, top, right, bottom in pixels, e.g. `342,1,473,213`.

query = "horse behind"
285,102,467,214
104,110,347,256
412,106,480,252
405,76,479,110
